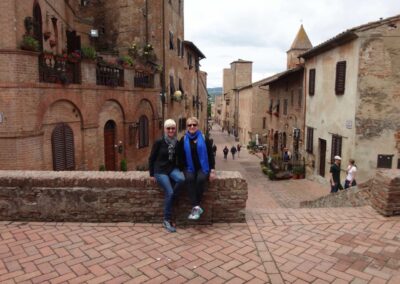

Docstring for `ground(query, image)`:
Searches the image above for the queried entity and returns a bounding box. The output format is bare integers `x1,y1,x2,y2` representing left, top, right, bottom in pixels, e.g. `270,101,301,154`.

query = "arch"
52,123,75,171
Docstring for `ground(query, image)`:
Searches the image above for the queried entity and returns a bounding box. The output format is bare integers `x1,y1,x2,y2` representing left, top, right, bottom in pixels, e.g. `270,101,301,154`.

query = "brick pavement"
1,125,400,283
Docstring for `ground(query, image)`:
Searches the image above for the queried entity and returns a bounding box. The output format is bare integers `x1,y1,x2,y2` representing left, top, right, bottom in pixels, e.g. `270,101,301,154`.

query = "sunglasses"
187,124,197,127
166,127,176,130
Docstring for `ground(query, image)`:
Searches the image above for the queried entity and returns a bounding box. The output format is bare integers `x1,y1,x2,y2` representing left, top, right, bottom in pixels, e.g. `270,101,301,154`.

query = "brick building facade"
0,0,207,171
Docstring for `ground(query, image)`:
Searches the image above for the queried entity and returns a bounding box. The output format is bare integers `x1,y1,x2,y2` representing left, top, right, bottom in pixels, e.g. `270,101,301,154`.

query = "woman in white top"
344,159,357,189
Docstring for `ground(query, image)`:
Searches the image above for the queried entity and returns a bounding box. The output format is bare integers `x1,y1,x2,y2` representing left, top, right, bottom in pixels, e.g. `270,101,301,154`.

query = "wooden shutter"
52,123,75,171
309,69,315,95
139,116,149,148
306,127,313,153
335,61,346,95
169,76,175,95
331,135,342,162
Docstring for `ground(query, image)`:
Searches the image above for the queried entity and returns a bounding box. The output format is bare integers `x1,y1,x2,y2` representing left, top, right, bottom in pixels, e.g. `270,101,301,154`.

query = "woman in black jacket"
148,119,185,232
178,117,216,220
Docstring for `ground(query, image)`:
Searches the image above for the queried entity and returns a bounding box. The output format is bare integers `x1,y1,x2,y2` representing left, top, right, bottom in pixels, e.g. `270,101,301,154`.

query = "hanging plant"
20,35,39,51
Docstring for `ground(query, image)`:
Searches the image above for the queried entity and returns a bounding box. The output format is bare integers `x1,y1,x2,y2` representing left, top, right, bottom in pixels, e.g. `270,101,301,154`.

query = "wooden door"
52,123,75,171
104,120,116,171
319,138,326,177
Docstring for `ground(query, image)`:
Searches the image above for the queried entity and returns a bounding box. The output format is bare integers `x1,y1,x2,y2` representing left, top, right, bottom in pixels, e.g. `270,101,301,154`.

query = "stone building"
0,0,206,171
261,25,312,158
301,15,400,182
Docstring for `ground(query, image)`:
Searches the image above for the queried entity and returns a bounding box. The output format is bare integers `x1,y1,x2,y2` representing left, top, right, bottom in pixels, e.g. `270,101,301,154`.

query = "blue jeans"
155,168,185,220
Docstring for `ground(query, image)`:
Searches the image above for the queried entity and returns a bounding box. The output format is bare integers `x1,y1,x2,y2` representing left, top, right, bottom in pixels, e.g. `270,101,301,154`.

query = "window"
276,100,280,114
81,0,90,6
298,88,302,107
306,127,314,153
335,61,346,95
309,69,316,95
169,31,174,50
331,134,342,163
169,75,175,96
187,53,193,68
179,78,184,93
291,91,294,106
262,117,266,129
283,99,288,115
52,123,75,171
139,115,149,148
177,38,182,57
377,155,393,169
268,99,273,114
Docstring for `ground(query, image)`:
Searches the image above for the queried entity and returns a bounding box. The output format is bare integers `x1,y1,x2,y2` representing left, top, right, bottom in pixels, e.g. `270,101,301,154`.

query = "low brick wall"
0,171,247,224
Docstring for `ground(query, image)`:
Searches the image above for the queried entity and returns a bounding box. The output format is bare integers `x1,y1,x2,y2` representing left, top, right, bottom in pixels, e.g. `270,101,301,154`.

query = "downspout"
161,0,166,122
145,0,148,44
196,63,199,118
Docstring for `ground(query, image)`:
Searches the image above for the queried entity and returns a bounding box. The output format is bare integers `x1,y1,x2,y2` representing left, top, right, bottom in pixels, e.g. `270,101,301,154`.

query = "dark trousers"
185,169,209,207
331,182,343,193
344,179,356,189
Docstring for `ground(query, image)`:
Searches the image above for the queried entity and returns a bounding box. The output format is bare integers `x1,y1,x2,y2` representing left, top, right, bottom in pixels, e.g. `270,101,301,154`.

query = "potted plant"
68,50,81,63
118,55,134,67
43,50,54,60
172,90,183,102
120,159,127,172
81,46,97,60
21,35,39,51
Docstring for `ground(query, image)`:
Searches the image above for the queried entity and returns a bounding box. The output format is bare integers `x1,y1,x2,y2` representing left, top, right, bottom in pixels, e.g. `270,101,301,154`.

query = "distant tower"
287,25,312,69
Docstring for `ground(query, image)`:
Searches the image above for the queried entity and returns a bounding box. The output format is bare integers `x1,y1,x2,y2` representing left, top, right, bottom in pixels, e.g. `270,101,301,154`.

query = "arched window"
52,123,75,171
33,2,43,51
139,115,149,148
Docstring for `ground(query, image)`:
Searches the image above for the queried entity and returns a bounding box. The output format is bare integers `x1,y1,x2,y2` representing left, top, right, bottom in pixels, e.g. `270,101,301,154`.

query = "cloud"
185,0,400,87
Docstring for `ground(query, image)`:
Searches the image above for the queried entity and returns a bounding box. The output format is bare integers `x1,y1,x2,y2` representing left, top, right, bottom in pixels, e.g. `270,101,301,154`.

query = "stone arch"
41,100,83,170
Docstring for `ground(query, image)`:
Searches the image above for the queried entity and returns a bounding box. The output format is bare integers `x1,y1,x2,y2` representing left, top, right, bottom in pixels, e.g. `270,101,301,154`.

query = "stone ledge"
0,171,248,224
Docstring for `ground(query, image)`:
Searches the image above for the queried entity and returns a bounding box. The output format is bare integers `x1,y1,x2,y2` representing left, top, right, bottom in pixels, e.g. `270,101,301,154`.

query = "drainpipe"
161,0,166,122
145,0,148,44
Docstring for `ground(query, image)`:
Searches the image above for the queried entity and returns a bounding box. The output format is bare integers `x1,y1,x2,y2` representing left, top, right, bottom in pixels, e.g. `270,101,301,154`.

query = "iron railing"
39,54,81,84
96,63,124,87
134,70,154,88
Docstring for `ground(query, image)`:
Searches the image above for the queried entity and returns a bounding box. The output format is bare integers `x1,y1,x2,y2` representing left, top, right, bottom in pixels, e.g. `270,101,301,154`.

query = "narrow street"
209,124,328,210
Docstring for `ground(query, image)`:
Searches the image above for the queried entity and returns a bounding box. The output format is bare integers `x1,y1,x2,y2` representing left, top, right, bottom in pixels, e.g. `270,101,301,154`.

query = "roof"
237,74,280,91
231,59,253,64
260,66,304,86
289,25,312,50
301,14,400,59
183,40,206,59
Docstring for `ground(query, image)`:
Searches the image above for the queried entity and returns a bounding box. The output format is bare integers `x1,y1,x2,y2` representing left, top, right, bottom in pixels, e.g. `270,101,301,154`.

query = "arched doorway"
104,120,116,170
33,2,43,51
52,123,75,171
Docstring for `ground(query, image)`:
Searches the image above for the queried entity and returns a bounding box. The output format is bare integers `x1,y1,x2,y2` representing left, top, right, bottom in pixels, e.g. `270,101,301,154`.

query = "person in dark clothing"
212,144,217,157
177,117,216,220
237,144,241,157
330,155,343,193
149,119,185,232
223,146,229,160
230,145,237,160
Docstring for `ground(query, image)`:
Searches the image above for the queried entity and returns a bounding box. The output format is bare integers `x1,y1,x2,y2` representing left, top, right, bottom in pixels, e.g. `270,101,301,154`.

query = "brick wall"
0,170,248,223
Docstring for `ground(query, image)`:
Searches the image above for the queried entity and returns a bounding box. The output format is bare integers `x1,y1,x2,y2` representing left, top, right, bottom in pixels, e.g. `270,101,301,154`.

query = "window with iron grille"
306,127,314,153
309,69,316,95
331,134,342,162
139,115,149,148
283,99,288,115
169,31,174,50
377,155,393,169
335,61,346,95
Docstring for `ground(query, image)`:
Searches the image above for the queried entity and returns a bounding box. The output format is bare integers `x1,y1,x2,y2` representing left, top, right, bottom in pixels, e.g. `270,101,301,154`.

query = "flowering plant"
68,50,81,62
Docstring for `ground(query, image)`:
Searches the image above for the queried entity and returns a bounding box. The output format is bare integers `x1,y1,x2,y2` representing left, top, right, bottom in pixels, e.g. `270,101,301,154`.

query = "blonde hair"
164,119,176,128
186,116,199,125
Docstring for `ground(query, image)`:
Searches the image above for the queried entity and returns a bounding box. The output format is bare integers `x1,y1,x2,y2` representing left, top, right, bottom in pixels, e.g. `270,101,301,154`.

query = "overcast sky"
184,0,400,88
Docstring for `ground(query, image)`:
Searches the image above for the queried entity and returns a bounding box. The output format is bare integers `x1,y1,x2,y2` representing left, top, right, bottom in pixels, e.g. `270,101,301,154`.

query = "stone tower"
287,25,312,69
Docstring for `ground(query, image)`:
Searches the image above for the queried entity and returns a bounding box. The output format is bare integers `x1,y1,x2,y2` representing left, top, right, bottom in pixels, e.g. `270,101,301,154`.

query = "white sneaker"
188,206,201,220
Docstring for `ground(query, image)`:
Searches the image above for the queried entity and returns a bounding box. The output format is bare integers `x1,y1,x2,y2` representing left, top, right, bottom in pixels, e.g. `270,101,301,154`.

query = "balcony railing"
134,70,154,88
39,54,81,84
96,63,124,87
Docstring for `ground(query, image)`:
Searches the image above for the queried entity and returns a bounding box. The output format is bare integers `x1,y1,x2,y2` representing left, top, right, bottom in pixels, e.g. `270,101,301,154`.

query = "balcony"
96,62,124,87
38,54,81,84
134,70,154,88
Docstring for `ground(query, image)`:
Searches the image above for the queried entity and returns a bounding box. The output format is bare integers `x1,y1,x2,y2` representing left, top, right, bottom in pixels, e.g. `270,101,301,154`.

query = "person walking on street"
223,146,229,160
178,117,216,220
330,155,343,193
344,159,357,189
230,145,237,160
237,144,241,157
148,119,185,233
212,144,217,157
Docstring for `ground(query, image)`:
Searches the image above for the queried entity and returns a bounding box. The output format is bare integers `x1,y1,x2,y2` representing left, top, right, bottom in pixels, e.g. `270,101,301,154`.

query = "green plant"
81,46,97,60
21,35,39,51
292,166,304,175
99,165,106,171
118,55,134,67
120,159,128,172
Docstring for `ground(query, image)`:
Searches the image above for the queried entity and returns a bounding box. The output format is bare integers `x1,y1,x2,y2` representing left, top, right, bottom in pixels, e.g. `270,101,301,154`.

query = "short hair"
186,116,199,125
164,119,176,128
349,159,355,164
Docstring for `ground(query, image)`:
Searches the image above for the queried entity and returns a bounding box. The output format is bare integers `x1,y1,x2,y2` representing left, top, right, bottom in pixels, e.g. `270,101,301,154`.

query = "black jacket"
148,137,178,177
177,136,215,172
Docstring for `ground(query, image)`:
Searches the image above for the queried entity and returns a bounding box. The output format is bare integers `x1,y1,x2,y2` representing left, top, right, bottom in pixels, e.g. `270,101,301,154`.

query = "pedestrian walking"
178,117,216,220
212,144,217,157
330,155,343,193
344,159,357,189
237,144,241,157
230,145,237,160
223,146,229,160
148,119,185,233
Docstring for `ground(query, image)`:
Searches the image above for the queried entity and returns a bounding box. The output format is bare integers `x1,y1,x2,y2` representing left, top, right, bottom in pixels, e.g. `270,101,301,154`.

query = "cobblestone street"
1,126,400,283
